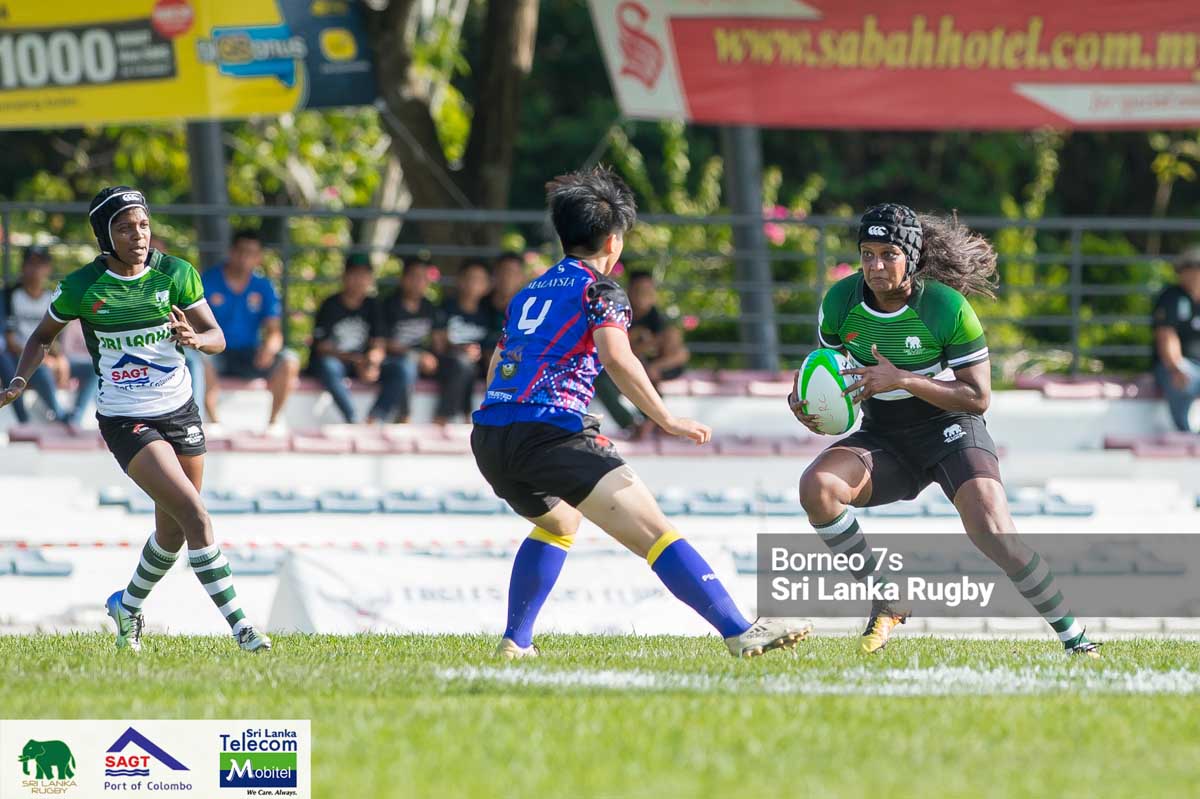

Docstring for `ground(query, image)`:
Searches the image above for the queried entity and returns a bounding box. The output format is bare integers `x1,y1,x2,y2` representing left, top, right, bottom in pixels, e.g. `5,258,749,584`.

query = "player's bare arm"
171,303,225,355
840,343,990,413
594,325,710,444
0,312,67,409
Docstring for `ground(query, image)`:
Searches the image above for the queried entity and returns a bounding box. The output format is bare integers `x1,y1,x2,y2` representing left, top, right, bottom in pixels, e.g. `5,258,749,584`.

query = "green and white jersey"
48,251,205,418
817,272,988,426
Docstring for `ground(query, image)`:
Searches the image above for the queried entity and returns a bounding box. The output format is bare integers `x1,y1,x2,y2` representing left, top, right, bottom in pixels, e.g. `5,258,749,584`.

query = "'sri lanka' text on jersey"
49,250,205,418
472,258,632,431
818,272,989,426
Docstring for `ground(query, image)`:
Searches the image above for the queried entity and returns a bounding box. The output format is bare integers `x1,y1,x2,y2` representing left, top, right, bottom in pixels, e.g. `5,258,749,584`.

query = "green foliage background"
2,1,1198,374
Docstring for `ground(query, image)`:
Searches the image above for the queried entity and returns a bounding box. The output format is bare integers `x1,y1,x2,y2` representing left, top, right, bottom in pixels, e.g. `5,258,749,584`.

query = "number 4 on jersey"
517,297,552,334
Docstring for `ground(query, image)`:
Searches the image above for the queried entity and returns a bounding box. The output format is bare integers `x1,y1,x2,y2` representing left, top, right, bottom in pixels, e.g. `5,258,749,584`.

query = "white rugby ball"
796,348,859,435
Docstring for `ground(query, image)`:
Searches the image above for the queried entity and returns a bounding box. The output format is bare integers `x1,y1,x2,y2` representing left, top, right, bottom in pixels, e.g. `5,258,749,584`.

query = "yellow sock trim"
646,529,683,567
528,527,574,551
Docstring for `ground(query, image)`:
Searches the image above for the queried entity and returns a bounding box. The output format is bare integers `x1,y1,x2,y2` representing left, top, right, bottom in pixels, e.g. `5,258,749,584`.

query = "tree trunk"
365,0,460,250
463,0,539,215
365,0,539,263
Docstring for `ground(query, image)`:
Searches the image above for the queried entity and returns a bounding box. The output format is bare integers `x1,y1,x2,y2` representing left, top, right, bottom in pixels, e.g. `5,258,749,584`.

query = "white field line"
436,665,1200,696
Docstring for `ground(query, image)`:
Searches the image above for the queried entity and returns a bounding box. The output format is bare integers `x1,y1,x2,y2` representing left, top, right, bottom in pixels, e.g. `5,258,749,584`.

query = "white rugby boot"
725,617,813,658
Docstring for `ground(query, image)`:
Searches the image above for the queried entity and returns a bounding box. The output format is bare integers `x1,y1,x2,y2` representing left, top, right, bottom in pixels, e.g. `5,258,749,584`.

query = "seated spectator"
0,246,74,423
57,318,99,429
370,258,439,423
1153,245,1200,432
594,270,690,435
308,254,386,423
483,251,527,363
195,229,299,432
432,260,493,424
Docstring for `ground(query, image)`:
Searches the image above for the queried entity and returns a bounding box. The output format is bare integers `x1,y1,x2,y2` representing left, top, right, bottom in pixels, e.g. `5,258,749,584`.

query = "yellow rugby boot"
860,601,910,654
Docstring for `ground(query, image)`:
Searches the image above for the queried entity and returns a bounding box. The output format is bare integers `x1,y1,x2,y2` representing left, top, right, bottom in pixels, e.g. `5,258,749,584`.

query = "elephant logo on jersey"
943,424,965,444
155,290,170,306
905,336,922,352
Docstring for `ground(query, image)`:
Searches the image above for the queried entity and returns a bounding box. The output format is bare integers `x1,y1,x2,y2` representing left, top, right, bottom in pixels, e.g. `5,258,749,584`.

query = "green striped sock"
122,533,180,613
813,509,888,583
188,544,248,634
1008,552,1088,648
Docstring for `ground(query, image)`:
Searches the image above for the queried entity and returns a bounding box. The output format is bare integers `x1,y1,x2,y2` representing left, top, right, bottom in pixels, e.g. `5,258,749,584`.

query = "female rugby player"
472,166,810,658
0,186,270,653
790,203,1099,657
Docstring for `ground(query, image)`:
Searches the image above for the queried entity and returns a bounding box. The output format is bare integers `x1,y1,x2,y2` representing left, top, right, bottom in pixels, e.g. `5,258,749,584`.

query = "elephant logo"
943,423,965,443
18,738,76,780
904,335,922,351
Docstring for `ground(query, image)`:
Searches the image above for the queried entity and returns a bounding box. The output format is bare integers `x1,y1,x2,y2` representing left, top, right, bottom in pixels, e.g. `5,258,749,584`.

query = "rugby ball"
796,348,859,435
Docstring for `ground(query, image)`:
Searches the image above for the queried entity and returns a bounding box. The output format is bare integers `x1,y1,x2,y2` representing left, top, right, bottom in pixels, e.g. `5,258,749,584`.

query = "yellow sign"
0,0,377,129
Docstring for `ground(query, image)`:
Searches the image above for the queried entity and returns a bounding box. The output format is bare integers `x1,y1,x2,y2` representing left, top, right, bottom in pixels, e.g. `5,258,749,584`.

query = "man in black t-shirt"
432,260,493,424
482,251,527,364
309,254,386,423
371,258,439,423
1153,245,1200,432
594,271,690,434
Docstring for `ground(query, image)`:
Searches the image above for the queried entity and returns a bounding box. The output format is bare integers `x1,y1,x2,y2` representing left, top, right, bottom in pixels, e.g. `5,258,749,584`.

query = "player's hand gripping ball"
789,348,860,435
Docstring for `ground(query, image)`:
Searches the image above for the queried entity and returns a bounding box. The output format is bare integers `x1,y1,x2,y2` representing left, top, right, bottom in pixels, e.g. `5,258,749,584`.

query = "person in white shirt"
0,246,67,422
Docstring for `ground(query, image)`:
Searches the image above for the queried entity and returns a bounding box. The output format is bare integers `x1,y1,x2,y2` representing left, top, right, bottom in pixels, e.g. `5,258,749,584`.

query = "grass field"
3,633,1199,798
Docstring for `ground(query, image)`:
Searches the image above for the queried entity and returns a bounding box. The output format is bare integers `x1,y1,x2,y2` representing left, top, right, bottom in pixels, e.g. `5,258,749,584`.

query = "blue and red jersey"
472,257,632,431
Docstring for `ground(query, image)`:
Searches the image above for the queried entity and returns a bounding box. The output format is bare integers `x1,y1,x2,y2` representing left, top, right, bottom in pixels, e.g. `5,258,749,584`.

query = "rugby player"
0,187,270,653
472,166,810,658
791,203,1100,657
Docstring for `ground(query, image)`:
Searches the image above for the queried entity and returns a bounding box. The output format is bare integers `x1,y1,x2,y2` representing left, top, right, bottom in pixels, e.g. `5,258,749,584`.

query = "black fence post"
279,219,292,349
814,219,827,348
1069,226,1083,375
1,209,11,289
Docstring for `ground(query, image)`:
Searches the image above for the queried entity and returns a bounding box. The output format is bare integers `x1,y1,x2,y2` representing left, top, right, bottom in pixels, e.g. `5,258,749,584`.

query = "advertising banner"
0,0,376,128
0,720,310,799
268,547,747,636
588,0,1200,129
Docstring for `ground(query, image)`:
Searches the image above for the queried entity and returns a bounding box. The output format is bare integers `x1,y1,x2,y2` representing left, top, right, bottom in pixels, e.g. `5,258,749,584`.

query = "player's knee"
956,479,1010,533
798,469,849,515
173,497,211,537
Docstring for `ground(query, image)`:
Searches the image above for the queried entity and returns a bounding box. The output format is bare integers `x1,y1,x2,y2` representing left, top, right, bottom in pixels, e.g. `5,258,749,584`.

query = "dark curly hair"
915,212,999,299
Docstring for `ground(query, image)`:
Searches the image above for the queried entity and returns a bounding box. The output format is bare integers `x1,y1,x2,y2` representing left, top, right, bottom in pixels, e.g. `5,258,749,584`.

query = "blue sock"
648,532,751,638
503,531,570,647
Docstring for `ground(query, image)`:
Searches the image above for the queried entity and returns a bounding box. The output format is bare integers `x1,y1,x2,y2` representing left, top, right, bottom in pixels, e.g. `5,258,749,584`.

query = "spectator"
483,251,527,362
594,271,690,435
57,319,99,429
1153,245,1200,432
370,258,439,423
0,246,70,422
308,253,386,423
431,260,493,424
195,229,299,432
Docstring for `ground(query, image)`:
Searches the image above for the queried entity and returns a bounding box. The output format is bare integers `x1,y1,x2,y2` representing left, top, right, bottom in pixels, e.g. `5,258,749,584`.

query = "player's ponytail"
914,212,999,299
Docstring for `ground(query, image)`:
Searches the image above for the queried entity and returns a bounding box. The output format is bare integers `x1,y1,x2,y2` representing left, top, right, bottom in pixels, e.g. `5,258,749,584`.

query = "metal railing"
3,201,1198,374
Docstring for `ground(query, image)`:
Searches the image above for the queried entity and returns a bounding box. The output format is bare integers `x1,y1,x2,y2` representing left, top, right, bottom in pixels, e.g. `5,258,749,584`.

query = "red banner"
588,1,1200,129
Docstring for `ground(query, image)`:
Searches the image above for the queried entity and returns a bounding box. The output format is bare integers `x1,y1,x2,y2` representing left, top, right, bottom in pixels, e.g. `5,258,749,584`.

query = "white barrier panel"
268,547,747,635
0,550,277,634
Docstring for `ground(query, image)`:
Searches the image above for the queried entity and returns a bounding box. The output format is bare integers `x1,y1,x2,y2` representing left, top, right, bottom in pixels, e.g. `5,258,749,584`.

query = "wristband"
7,376,27,390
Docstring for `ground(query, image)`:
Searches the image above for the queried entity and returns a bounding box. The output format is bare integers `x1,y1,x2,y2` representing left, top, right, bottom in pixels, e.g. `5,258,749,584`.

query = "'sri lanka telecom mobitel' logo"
17,737,77,795
219,728,299,789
